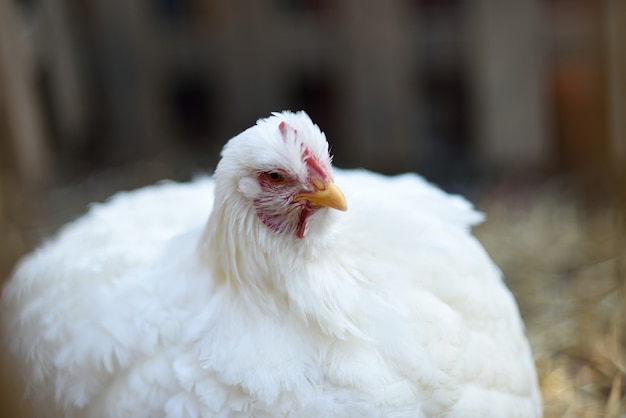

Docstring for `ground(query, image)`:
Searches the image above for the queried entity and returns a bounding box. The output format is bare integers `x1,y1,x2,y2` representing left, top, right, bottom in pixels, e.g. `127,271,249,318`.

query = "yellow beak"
294,180,347,211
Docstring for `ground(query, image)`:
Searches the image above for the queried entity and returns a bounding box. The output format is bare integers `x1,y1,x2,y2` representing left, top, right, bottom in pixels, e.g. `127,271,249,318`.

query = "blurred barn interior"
1,0,625,416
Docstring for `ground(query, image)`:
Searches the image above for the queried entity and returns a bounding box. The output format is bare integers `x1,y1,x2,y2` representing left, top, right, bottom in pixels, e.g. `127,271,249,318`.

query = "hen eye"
265,172,285,183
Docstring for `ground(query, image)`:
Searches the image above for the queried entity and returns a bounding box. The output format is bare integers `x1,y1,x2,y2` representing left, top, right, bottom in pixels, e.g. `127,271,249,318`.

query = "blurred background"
0,0,624,416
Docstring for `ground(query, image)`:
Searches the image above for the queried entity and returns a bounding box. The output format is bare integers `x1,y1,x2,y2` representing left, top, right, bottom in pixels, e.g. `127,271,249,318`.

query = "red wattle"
296,206,312,239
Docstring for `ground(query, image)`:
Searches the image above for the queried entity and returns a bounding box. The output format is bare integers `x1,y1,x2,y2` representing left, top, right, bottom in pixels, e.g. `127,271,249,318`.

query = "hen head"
214,111,347,239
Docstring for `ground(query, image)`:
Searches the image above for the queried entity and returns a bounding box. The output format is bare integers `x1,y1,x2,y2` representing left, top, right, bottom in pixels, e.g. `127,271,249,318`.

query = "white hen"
2,111,542,417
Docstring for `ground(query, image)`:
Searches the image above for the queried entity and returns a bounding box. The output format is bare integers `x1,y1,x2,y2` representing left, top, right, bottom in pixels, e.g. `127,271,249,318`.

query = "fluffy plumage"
2,111,542,417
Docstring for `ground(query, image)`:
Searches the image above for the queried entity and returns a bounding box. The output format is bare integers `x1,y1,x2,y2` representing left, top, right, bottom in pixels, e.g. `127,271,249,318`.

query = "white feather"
2,111,541,417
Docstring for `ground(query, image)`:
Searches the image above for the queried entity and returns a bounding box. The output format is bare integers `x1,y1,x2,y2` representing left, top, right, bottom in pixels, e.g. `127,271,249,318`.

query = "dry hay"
475,180,626,417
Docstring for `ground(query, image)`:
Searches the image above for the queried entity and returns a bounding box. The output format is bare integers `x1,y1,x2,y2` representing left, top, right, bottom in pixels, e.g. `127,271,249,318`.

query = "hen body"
2,111,541,417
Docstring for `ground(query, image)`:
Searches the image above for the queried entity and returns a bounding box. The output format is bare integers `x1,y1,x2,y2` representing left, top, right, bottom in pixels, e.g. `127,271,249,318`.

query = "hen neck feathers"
200,186,370,342
200,179,340,316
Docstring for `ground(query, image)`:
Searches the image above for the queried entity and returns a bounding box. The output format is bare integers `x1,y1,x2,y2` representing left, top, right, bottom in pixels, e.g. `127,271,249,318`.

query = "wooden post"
0,0,51,185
